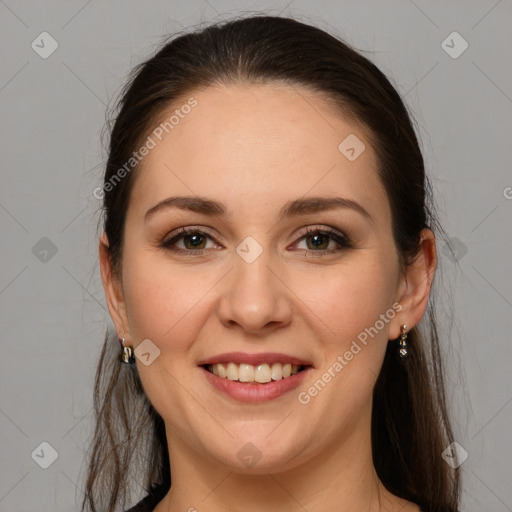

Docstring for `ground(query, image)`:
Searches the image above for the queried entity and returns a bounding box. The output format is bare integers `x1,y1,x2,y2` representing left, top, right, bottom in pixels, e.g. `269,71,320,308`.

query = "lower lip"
201,366,312,403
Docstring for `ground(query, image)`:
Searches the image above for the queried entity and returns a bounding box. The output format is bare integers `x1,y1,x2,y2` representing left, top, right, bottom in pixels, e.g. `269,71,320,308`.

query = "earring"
119,336,135,364
399,324,408,360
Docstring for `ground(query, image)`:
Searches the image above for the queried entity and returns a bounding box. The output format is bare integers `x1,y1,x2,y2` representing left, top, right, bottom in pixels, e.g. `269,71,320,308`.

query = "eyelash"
161,226,353,256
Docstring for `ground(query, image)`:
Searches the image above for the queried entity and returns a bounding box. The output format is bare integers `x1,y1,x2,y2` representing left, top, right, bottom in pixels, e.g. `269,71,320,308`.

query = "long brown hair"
83,15,460,511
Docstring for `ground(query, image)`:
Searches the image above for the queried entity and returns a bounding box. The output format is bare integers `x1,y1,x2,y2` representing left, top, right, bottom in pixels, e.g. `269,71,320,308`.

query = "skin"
100,83,436,511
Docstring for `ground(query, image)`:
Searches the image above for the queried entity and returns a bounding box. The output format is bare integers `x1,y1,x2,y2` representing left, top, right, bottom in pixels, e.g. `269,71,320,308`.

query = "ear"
389,228,437,339
99,232,129,338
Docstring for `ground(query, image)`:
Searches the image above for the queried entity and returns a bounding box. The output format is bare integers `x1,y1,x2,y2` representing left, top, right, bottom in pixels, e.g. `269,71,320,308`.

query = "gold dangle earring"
119,333,135,364
398,324,408,360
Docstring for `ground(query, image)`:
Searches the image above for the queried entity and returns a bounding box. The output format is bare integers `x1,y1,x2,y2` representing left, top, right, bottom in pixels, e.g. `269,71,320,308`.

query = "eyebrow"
144,195,373,223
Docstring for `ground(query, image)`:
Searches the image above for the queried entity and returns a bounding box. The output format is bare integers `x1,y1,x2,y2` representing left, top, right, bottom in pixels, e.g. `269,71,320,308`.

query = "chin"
201,429,312,475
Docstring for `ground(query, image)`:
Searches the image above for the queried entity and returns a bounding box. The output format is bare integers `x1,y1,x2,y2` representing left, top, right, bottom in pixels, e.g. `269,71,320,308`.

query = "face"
101,83,426,475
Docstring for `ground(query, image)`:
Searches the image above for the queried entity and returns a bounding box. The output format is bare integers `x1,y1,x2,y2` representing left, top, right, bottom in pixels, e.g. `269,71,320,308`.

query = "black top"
124,483,168,512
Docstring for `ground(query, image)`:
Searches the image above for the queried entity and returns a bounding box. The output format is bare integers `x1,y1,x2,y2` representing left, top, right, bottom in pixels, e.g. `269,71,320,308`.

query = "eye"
161,225,352,256
161,227,219,255
293,226,352,254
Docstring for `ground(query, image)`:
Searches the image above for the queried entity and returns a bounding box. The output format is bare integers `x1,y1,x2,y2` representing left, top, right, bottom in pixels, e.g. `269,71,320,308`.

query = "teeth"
226,362,238,380
208,362,302,383
217,363,227,379
238,363,254,382
271,362,282,380
255,364,272,383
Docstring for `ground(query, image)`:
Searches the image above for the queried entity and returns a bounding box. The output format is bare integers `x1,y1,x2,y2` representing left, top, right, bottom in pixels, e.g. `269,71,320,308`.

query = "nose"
216,248,293,335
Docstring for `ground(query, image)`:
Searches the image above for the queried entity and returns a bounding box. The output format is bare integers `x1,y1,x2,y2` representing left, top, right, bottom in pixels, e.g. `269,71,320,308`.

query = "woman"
83,15,460,512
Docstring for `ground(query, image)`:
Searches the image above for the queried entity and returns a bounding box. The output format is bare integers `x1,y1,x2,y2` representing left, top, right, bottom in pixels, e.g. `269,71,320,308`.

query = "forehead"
128,83,389,223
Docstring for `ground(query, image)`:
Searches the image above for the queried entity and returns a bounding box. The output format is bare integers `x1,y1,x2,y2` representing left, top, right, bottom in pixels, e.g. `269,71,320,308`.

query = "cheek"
292,254,399,345
121,249,215,350
120,251,214,419
292,256,400,426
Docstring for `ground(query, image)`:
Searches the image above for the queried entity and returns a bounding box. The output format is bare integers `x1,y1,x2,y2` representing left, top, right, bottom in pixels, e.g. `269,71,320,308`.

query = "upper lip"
197,352,313,367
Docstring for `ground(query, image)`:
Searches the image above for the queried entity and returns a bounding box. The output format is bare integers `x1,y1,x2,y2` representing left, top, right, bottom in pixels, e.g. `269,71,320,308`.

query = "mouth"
197,352,314,401
202,362,311,384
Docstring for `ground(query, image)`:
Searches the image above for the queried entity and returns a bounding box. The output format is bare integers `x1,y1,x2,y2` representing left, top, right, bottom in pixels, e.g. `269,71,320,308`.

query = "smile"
198,352,313,401
204,362,306,383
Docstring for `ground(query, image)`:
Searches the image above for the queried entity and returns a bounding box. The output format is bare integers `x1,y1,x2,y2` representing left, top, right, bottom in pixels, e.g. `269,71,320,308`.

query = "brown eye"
161,228,217,255
294,227,352,254
181,233,207,250
305,232,330,250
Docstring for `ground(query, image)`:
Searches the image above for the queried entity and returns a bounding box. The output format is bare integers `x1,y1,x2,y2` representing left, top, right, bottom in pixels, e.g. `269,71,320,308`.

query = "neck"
155,409,412,512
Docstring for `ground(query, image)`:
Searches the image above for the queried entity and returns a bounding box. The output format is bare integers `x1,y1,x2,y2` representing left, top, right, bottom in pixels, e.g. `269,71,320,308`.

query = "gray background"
1,1,511,511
